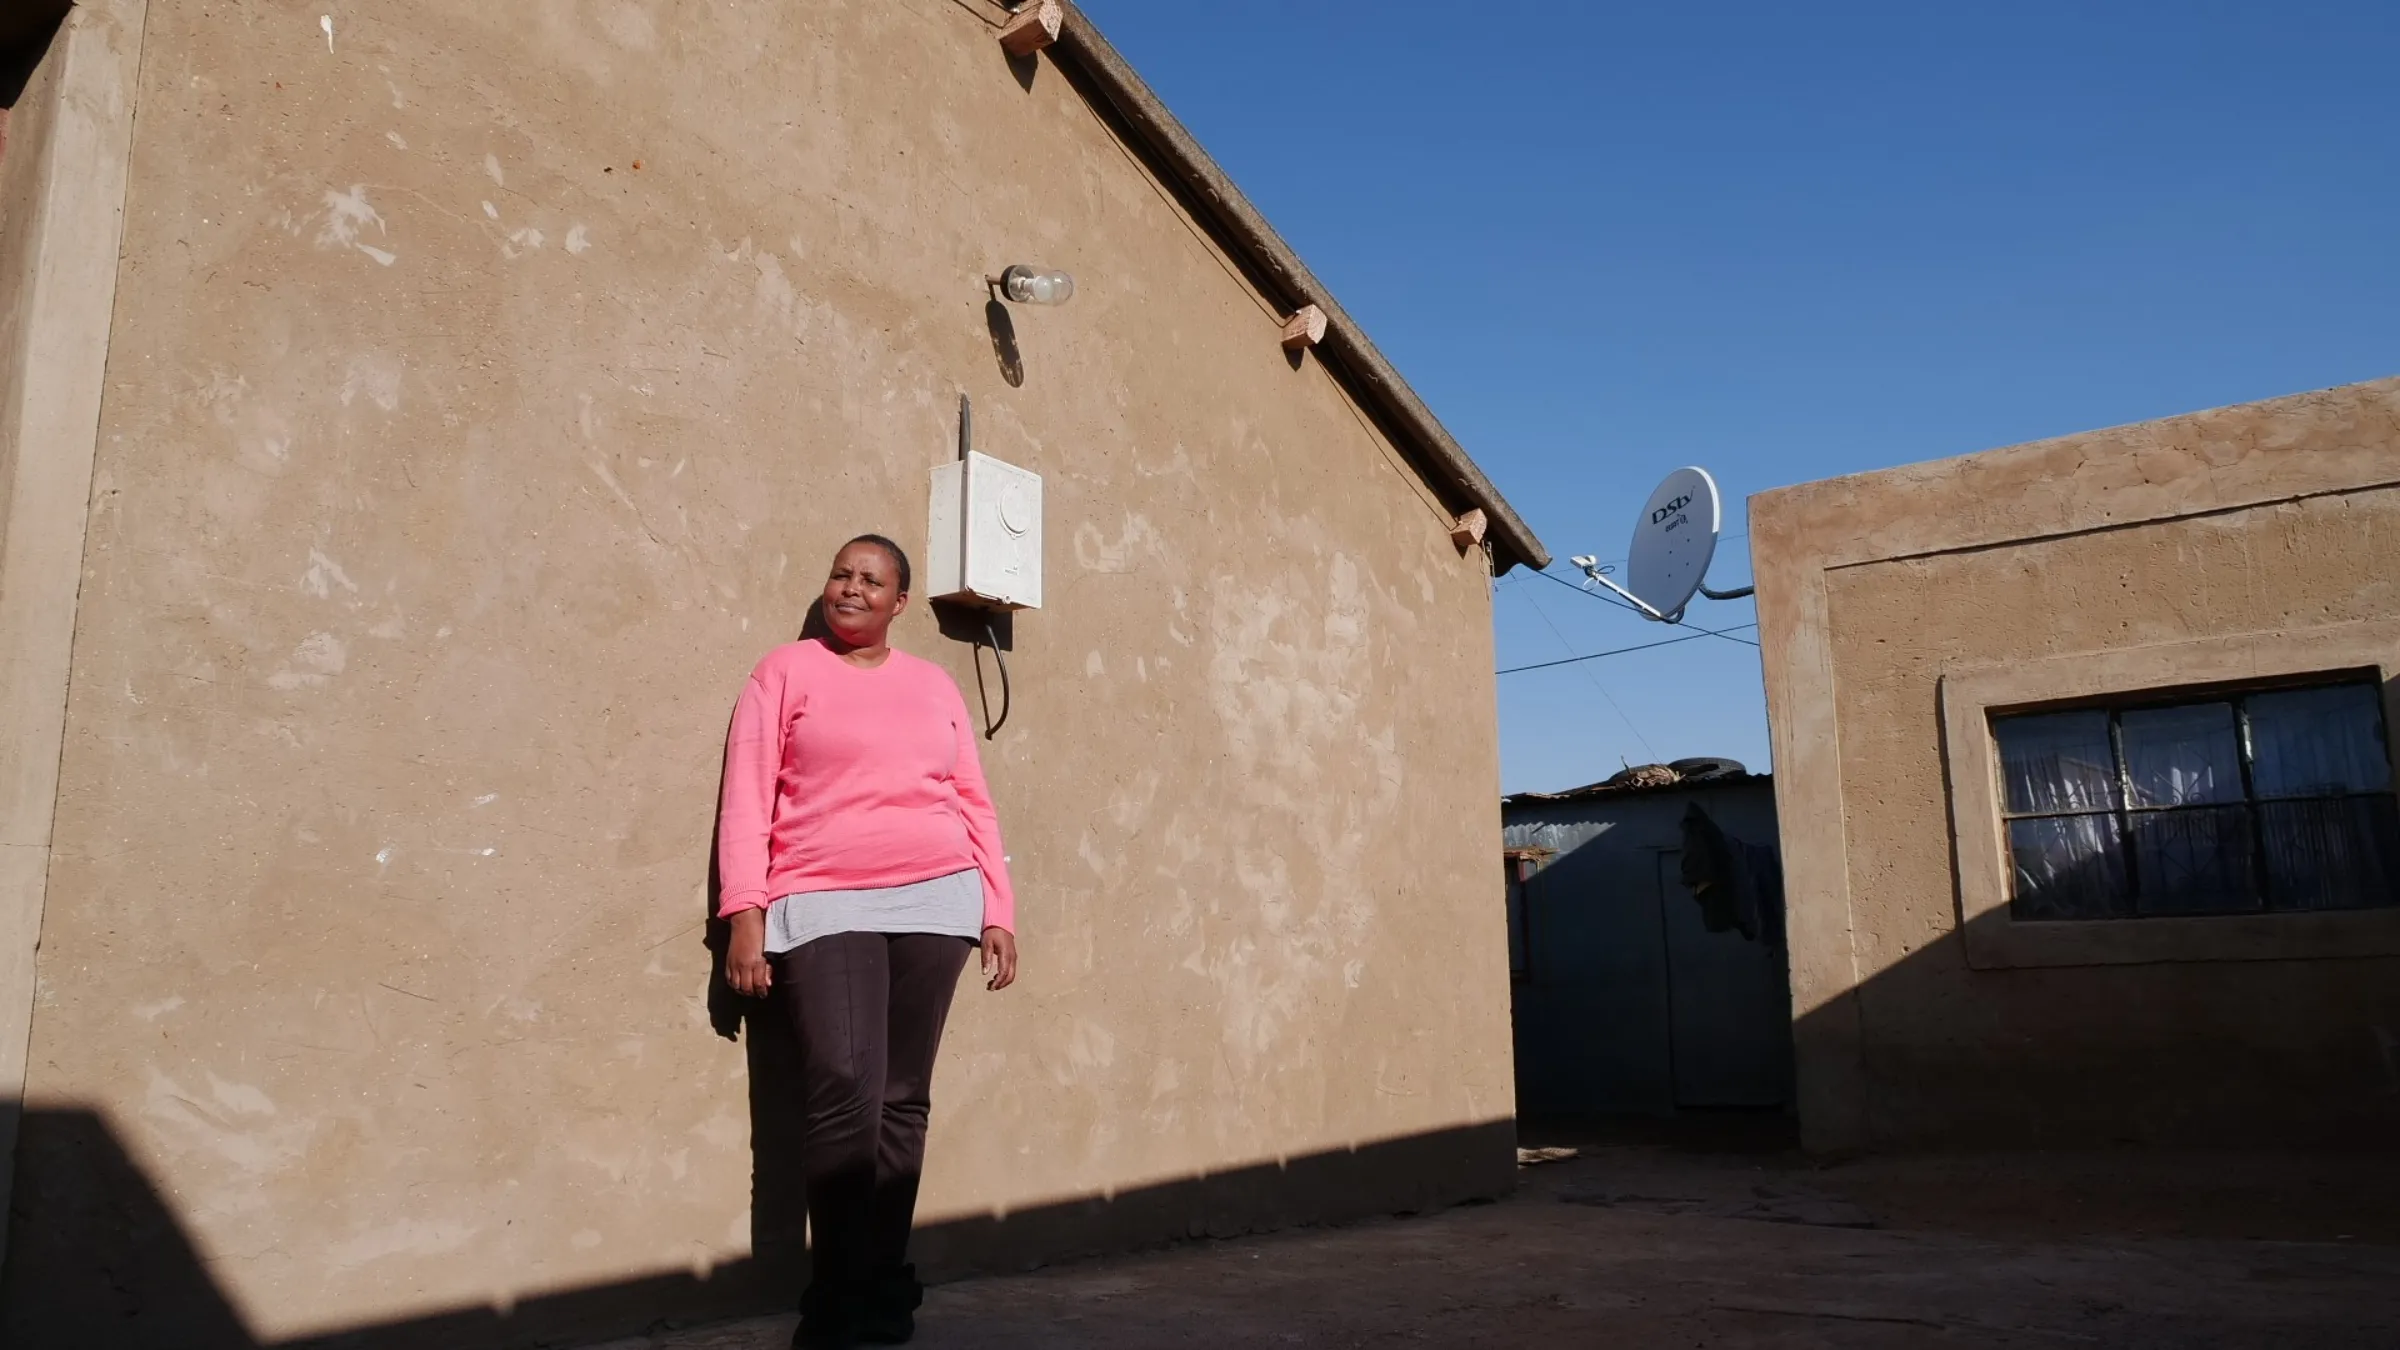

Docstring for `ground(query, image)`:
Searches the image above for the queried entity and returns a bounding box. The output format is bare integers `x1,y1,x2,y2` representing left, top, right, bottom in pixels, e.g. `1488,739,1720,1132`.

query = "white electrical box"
927,451,1043,610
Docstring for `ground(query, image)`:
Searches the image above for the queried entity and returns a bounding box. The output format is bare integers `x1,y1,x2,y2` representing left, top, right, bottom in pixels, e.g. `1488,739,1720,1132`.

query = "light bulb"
1000,265,1075,306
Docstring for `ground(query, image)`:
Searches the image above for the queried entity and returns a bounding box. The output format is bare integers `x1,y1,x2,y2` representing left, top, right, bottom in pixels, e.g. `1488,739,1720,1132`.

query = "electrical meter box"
927,451,1043,610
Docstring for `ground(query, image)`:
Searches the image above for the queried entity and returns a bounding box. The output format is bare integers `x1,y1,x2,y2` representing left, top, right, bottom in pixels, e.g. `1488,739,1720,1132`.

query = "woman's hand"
981,927,1018,991
726,909,773,998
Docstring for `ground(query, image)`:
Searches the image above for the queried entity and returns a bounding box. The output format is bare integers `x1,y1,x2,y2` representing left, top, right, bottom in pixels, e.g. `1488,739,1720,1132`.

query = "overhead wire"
1515,575,1660,761
1497,623,1761,675
1523,564,1761,648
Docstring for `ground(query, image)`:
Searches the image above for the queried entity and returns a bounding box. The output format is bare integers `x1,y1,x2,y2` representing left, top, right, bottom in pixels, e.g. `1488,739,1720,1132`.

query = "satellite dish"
1576,466,1752,623
1624,467,1720,622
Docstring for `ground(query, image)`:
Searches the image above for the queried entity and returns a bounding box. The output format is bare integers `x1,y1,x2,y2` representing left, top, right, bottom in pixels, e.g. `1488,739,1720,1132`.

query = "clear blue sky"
1077,0,2400,794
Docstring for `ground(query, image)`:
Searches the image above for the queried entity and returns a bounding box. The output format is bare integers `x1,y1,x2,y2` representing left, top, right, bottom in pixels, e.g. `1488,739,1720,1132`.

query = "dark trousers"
775,931,973,1292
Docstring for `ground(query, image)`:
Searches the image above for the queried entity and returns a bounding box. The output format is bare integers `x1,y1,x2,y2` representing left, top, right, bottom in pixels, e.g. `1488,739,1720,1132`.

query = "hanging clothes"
1678,802,1785,950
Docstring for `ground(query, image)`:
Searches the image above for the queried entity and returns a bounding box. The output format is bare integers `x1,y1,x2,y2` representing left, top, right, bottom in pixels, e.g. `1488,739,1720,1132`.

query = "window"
1993,677,2400,920
1943,629,2400,968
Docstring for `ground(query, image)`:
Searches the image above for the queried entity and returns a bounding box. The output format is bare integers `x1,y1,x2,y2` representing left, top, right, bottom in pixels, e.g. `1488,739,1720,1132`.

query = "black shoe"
794,1280,862,1350
858,1265,923,1344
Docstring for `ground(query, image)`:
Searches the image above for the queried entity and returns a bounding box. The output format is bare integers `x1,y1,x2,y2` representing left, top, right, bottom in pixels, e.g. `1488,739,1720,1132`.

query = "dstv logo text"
1651,494,1692,527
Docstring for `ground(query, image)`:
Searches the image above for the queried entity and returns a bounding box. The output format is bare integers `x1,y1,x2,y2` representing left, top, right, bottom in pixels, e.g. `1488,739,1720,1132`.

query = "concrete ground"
597,1135,2400,1349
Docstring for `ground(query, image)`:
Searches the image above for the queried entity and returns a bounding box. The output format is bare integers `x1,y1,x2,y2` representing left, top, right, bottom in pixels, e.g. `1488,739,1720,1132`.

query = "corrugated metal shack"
1503,764,1793,1119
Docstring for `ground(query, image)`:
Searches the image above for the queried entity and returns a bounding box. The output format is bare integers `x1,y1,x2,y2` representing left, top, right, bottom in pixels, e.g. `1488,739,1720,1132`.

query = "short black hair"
843,533,912,594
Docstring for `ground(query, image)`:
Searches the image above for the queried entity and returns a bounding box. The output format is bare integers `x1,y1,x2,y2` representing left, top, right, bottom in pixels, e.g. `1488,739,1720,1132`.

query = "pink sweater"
716,639,1015,933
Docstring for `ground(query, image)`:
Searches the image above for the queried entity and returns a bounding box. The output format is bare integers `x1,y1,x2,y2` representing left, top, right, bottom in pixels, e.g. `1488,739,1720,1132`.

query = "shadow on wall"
0,1104,1515,1350
1784,883,2400,1155
983,298,1024,387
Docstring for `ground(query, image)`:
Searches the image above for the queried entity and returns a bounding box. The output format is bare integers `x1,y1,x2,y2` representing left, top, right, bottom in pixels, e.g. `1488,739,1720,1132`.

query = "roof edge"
1048,5,1549,573
1503,771,1773,808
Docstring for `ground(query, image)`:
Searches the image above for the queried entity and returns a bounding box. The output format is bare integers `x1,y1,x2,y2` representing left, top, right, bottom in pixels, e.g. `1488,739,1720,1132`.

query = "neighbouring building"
1503,768,1791,1119
0,3,1545,1345
1753,376,2400,1154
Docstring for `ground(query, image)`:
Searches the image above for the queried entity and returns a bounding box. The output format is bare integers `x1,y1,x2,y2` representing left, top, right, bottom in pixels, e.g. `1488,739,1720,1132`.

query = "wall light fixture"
993,265,1075,306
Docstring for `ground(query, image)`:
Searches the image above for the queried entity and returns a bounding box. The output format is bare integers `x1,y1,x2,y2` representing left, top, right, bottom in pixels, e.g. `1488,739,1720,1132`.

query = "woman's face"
821,541,908,645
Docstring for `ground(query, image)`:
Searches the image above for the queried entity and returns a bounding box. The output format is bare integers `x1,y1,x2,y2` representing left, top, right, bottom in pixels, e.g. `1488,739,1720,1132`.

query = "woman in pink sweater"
718,534,1018,1349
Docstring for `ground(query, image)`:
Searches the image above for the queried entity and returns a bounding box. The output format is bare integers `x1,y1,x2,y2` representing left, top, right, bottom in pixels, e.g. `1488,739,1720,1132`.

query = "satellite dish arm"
1588,571,1679,623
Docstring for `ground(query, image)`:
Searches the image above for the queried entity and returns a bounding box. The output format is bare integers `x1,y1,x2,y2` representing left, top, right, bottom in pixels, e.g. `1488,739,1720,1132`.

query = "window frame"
1990,670,2400,920
1940,620,2400,969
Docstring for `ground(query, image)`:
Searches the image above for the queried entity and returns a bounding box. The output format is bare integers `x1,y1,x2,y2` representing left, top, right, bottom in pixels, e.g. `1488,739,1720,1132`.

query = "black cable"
978,617,1012,739
1529,569,1760,647
1524,564,1760,647
1518,569,1660,761
1497,623,1759,675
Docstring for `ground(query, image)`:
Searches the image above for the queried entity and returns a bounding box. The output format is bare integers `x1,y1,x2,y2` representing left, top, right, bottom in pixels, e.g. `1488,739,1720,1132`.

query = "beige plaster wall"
1755,377,2400,1152
7,0,1513,1340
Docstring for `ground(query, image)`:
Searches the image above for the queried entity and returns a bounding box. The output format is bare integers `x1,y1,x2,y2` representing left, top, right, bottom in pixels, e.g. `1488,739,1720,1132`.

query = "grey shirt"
763,866,984,955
